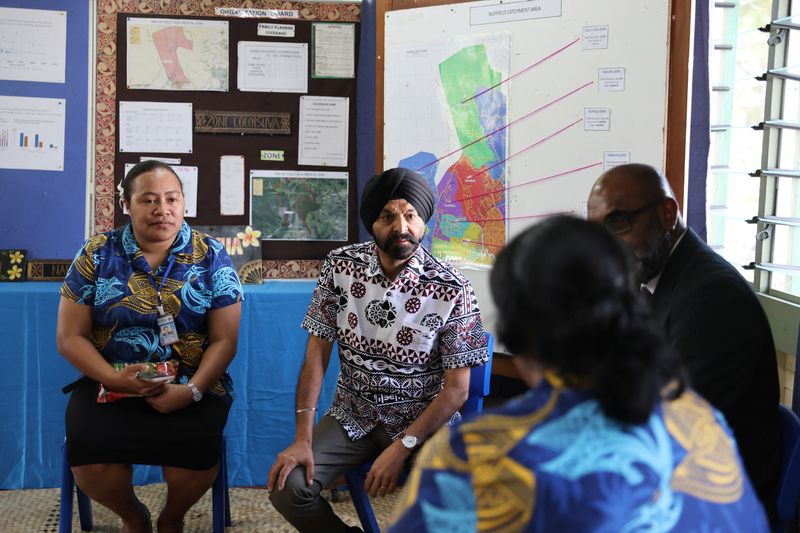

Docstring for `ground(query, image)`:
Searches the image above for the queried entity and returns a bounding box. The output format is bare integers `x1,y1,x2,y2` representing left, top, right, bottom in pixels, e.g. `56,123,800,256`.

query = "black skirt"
65,378,229,470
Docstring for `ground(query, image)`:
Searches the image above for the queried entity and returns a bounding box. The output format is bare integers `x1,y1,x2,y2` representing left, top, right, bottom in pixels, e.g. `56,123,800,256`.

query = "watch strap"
187,381,203,402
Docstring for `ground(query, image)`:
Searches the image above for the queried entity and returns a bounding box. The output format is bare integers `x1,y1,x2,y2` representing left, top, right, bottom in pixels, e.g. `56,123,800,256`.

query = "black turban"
359,168,435,234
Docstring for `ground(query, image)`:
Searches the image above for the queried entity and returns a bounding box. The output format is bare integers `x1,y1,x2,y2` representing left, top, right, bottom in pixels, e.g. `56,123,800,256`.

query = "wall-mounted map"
384,35,509,269
126,17,229,92
250,170,348,241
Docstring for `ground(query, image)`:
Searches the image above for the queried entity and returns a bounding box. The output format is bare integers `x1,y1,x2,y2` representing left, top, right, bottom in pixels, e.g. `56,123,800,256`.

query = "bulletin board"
93,1,361,278
0,0,90,260
382,0,672,336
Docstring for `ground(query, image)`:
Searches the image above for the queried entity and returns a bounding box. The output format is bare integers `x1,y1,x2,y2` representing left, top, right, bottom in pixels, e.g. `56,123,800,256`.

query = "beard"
631,223,674,284
376,232,420,261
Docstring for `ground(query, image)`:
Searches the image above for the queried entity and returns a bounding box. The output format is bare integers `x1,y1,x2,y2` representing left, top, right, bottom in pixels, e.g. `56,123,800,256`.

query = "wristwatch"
186,382,203,402
400,432,418,450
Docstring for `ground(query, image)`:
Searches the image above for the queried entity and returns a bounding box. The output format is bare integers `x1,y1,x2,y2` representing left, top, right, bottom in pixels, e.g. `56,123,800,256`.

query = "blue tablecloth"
0,281,339,489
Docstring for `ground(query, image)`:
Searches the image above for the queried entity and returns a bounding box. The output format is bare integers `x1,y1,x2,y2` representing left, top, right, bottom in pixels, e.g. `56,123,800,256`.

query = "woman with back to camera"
57,160,243,532
390,215,768,532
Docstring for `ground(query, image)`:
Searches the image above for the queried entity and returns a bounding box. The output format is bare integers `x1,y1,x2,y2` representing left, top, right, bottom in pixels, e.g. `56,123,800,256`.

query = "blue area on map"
439,214,468,239
475,88,507,185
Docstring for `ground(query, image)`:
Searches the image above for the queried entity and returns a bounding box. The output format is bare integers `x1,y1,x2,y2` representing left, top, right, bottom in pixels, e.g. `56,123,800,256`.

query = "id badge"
157,312,179,346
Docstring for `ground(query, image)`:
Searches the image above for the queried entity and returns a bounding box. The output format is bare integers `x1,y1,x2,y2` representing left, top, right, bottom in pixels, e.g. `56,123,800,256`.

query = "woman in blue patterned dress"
390,215,769,532
57,161,243,533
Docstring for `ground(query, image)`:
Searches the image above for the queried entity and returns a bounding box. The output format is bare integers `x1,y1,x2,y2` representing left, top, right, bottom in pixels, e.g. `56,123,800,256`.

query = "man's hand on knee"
267,441,315,491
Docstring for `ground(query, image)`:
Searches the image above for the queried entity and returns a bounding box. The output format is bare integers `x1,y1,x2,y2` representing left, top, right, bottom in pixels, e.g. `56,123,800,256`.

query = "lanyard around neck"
146,255,176,313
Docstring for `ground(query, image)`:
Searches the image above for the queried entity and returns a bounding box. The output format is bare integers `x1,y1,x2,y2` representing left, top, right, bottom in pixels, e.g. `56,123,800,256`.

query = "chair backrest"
462,332,494,417
776,404,800,530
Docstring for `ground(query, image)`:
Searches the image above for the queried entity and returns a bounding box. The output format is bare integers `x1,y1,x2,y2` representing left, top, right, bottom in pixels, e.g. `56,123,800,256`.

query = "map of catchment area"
127,18,228,92
385,36,509,269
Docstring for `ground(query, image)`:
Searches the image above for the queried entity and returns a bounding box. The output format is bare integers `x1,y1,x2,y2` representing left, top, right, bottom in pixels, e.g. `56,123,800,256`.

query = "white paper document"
258,23,295,38
237,41,308,93
470,0,562,26
312,23,355,78
582,25,609,50
584,108,611,131
124,162,198,217
598,67,625,91
220,155,245,215
0,95,66,171
298,96,349,167
603,151,630,171
119,101,193,154
0,7,67,83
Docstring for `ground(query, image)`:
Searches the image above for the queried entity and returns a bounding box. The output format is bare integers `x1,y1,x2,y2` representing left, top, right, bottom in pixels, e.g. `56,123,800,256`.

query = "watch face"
402,435,418,449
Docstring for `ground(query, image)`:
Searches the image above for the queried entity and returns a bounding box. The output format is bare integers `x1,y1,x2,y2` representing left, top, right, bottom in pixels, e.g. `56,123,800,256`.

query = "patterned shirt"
61,221,244,402
302,241,488,440
391,377,769,532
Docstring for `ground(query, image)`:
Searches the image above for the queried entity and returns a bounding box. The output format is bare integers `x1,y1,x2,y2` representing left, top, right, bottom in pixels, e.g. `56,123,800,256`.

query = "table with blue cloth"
0,281,339,488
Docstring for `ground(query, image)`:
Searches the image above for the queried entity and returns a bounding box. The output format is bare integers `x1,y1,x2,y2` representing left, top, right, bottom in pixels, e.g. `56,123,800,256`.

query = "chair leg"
60,439,93,532
212,437,230,532
344,469,381,533
222,444,231,527
76,486,93,531
59,441,75,533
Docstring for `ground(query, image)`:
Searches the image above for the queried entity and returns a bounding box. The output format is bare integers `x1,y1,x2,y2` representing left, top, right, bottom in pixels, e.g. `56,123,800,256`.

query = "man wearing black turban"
356,168,436,276
269,167,489,532
360,167,436,235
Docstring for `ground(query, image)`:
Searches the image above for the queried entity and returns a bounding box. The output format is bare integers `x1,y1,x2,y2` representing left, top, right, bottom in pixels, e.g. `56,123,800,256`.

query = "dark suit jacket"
651,228,780,514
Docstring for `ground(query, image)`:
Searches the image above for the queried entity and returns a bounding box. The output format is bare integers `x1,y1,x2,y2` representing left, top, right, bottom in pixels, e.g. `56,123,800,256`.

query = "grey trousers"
269,415,393,532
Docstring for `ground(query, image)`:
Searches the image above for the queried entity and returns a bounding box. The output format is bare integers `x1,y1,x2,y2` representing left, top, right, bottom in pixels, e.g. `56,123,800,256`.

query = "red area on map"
152,27,193,85
451,155,503,222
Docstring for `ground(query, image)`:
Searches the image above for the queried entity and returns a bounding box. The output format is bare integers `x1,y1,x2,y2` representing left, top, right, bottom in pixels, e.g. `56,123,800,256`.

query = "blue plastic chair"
345,332,495,533
59,436,231,532
775,405,800,533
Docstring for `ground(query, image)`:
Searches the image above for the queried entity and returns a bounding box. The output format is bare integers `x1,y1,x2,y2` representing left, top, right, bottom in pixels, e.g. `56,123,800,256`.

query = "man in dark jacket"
587,163,780,521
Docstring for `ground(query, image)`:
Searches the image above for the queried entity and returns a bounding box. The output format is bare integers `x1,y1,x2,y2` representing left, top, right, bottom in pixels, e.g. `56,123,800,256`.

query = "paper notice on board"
603,151,630,171
0,95,66,171
124,163,198,217
470,0,562,25
0,7,67,83
312,23,355,78
258,23,295,37
220,155,245,215
119,101,193,154
237,41,308,93
598,67,625,91
298,96,349,167
582,25,609,49
584,108,610,131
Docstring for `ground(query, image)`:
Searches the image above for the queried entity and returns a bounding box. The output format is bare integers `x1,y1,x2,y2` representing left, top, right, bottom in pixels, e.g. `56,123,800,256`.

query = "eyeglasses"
603,199,662,235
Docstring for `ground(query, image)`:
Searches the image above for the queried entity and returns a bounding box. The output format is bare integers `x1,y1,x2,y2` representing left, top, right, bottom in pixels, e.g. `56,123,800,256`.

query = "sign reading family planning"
250,170,348,241
195,110,291,134
126,17,229,92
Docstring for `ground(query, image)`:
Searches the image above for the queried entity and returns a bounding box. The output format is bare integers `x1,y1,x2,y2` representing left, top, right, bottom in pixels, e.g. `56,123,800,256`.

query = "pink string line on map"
461,37,581,104
460,118,584,183
417,81,594,172
454,162,603,203
456,210,575,225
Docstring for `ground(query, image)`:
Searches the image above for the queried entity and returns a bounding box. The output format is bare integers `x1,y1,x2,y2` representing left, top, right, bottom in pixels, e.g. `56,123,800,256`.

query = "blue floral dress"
390,376,769,532
61,221,243,402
